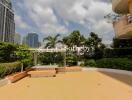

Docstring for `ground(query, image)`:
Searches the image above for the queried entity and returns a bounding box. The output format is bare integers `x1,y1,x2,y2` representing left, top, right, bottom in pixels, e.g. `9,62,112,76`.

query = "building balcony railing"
114,15,132,38
116,24,132,38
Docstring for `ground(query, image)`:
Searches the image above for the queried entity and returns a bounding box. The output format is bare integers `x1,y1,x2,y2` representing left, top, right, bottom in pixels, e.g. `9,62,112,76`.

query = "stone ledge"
7,71,28,83
28,70,56,77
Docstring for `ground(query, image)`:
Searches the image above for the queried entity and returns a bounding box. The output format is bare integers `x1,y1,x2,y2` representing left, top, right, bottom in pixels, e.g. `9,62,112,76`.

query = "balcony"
114,15,132,39
112,0,129,14
116,24,132,38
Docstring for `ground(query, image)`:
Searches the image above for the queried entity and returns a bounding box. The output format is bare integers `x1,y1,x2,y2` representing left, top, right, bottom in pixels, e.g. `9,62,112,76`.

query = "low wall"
55,67,66,73
28,70,56,77
7,71,28,83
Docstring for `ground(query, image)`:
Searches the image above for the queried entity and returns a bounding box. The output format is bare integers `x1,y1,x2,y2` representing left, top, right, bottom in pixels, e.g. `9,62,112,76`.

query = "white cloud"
15,14,30,29
13,0,114,44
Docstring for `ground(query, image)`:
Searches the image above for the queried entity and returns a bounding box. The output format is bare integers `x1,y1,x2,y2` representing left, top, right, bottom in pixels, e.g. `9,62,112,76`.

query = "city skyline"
12,0,114,44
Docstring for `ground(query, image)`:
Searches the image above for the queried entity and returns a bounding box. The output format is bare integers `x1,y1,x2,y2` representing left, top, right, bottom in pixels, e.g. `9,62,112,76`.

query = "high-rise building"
24,33,39,48
22,36,27,45
14,33,21,44
112,0,132,38
0,0,15,42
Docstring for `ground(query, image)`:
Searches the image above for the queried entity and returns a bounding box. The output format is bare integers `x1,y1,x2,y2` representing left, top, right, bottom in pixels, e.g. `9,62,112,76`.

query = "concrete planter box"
7,71,28,83
28,70,56,77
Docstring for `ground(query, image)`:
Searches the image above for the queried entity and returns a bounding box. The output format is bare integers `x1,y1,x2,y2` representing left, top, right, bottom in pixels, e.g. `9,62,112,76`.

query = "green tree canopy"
63,30,86,47
0,42,16,62
85,32,105,59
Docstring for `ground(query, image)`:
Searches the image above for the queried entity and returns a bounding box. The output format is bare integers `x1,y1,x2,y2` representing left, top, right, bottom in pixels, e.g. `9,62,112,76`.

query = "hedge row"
0,62,21,78
84,58,132,71
104,48,132,58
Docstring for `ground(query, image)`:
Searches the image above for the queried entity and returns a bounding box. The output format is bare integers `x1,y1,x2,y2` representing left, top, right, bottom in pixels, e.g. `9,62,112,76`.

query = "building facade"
14,33,21,44
0,0,15,42
24,33,39,48
112,0,132,38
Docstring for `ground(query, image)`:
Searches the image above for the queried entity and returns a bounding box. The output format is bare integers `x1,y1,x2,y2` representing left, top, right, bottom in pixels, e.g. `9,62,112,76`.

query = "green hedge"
0,62,21,78
84,58,132,71
39,52,64,65
84,59,96,67
96,58,132,70
104,48,132,58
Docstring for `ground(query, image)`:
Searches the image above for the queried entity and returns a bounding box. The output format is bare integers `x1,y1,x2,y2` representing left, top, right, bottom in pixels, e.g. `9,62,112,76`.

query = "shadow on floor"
99,71,132,87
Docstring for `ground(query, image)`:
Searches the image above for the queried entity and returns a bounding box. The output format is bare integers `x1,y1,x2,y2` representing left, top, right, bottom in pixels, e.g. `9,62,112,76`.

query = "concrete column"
64,52,66,67
34,52,38,65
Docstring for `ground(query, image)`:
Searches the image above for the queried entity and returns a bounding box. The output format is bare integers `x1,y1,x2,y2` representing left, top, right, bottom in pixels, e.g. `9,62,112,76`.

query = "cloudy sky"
12,0,114,44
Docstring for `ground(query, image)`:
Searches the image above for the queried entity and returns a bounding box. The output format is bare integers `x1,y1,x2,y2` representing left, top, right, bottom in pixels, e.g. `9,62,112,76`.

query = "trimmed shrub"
104,48,132,58
96,58,132,71
39,52,64,65
84,59,96,67
0,62,21,78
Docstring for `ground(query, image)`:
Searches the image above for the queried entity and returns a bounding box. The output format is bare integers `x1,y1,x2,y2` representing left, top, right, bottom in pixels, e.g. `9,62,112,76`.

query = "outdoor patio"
0,70,132,100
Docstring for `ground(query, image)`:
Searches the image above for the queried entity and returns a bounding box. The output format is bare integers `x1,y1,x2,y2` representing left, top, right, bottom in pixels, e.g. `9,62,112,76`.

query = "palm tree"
43,34,61,48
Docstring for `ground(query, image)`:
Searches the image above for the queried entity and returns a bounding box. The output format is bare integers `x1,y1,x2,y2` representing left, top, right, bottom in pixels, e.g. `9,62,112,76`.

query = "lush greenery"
84,32,105,59
42,31,105,66
0,30,130,78
0,62,21,78
103,38,132,58
96,58,132,70
83,58,132,71
84,59,96,67
14,45,33,69
66,53,77,66
39,52,64,66
0,42,16,62
63,30,85,47
104,48,132,58
0,42,32,78
0,42,32,65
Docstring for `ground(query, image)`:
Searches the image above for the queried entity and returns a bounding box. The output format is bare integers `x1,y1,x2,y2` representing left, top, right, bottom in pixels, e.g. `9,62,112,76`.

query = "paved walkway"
0,71,132,100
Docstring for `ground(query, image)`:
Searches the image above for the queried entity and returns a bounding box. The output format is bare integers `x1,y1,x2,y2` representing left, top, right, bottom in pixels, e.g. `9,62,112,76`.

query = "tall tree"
85,32,105,59
63,30,85,47
43,34,61,48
